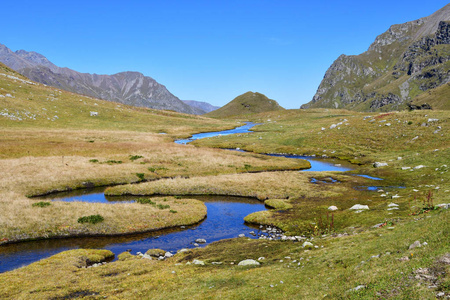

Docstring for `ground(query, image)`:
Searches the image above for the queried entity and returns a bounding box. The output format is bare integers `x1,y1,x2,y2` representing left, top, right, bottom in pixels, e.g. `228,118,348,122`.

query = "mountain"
206,91,284,118
302,4,450,111
182,100,220,113
0,44,204,115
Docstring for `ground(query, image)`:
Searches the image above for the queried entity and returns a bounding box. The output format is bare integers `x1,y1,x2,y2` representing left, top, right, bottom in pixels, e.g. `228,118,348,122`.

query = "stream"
0,122,354,273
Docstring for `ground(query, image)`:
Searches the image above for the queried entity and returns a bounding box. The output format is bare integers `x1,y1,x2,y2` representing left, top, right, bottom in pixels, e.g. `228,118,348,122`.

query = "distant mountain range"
302,4,450,111
182,100,220,113
206,91,284,118
0,44,208,115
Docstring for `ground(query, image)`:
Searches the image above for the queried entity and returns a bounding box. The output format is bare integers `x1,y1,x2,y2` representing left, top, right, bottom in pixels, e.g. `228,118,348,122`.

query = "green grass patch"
77,214,104,224
31,201,51,208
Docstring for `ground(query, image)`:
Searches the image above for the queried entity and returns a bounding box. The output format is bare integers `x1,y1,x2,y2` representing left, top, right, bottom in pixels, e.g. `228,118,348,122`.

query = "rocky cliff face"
303,4,450,111
0,44,204,115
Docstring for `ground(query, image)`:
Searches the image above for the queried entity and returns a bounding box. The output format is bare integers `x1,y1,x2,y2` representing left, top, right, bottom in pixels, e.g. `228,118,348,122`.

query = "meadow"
0,64,449,298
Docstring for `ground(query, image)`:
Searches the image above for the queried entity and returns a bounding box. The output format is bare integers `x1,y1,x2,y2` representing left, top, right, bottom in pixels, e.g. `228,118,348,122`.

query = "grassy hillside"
410,82,450,110
206,91,285,118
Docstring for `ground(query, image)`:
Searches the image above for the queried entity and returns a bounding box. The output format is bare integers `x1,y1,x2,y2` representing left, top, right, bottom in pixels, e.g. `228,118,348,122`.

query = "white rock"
349,204,369,210
302,241,314,249
195,238,206,243
164,252,173,258
238,234,245,238
414,165,425,169
193,259,205,265
373,162,388,168
409,241,421,250
401,167,411,170
328,206,338,211
392,194,401,198
427,118,439,122
388,203,399,207
330,124,337,129
238,259,260,266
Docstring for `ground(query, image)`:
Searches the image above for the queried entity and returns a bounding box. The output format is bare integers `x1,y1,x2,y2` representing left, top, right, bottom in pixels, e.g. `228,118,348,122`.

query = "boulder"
192,259,205,265
302,241,314,249
409,241,422,250
328,206,338,211
349,204,369,210
238,259,260,266
373,162,388,168
195,238,207,244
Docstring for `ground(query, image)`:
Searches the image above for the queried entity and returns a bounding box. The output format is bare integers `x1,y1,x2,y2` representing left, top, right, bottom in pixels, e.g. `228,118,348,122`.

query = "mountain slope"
0,44,204,115
182,100,220,113
302,4,450,111
206,91,284,118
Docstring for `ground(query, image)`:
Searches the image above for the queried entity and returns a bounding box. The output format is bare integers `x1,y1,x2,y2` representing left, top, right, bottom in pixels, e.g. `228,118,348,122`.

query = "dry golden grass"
106,171,348,200
0,127,309,243
0,195,206,243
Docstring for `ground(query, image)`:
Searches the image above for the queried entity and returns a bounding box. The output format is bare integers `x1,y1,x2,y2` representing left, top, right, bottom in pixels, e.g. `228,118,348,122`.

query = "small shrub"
407,121,413,125
148,167,156,172
170,210,177,214
136,198,156,205
32,201,51,208
174,196,182,199
157,204,170,210
129,155,143,161
105,160,122,164
136,173,145,181
89,159,99,163
78,214,104,224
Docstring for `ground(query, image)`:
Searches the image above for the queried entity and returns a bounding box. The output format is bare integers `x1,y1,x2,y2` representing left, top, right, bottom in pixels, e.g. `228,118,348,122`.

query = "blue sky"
1,1,449,108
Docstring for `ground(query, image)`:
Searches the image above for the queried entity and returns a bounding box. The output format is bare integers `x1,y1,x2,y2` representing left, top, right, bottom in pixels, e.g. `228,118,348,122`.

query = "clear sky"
1,1,449,109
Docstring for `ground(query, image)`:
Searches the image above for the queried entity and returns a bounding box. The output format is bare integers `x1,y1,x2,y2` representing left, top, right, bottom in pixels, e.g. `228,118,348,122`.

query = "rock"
348,285,366,292
238,259,260,266
330,124,337,129
145,249,166,257
428,118,439,122
192,259,205,265
328,205,338,211
238,234,245,238
373,162,388,168
258,257,265,261
177,248,189,253
391,194,401,198
399,256,410,262
302,241,314,249
409,241,422,249
414,165,425,169
349,204,369,210
436,203,450,209
401,167,411,170
195,238,206,244
164,252,173,258
388,203,399,207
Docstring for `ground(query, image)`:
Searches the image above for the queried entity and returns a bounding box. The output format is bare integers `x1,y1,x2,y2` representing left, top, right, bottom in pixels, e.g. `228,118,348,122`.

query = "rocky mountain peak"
302,4,450,112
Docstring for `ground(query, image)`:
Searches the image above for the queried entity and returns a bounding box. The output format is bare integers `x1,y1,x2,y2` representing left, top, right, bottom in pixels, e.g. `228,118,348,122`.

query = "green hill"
206,91,285,118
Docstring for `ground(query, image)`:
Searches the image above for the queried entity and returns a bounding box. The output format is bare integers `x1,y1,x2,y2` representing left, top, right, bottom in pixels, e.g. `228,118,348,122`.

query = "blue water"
0,196,265,273
175,122,259,145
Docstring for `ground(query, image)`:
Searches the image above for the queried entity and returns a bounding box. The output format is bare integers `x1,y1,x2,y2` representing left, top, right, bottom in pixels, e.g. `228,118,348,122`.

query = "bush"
136,198,156,205
89,159,99,163
157,204,170,210
32,201,51,208
105,160,122,164
136,173,145,181
129,155,143,161
169,210,177,214
78,214,104,224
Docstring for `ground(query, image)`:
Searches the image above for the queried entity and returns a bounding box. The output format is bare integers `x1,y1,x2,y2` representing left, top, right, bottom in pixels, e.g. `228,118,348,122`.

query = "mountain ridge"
302,4,450,111
0,44,205,115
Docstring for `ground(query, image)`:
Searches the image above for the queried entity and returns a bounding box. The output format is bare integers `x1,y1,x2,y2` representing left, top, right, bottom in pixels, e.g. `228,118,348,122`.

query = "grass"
1,64,449,298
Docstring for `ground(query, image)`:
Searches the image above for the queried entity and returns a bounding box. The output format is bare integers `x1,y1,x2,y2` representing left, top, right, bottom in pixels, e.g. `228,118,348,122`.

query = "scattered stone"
409,241,422,250
388,203,399,207
414,165,425,170
387,207,399,210
373,162,388,168
348,285,366,292
330,124,337,129
436,203,450,209
399,256,410,262
258,257,265,261
401,167,411,170
302,241,314,249
349,204,369,210
164,252,173,258
195,238,206,244
238,259,260,266
428,118,439,122
238,234,245,238
192,259,205,265
392,195,401,199
328,206,338,211
211,262,222,265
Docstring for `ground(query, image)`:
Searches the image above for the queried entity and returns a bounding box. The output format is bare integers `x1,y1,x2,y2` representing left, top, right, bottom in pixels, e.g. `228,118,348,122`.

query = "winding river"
0,122,353,273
